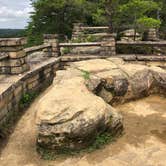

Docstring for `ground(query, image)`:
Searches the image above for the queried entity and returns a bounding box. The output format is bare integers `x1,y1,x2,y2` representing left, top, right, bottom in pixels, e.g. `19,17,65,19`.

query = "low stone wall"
0,58,60,130
0,38,30,74
116,41,166,55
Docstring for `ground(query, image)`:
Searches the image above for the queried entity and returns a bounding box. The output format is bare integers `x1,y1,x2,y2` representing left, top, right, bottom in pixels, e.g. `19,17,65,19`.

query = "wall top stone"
43,34,59,39
0,38,27,47
0,52,8,60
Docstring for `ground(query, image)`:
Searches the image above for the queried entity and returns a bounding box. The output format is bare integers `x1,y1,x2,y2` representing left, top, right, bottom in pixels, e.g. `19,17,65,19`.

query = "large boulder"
72,59,166,105
93,64,166,104
35,58,166,153
36,70,123,151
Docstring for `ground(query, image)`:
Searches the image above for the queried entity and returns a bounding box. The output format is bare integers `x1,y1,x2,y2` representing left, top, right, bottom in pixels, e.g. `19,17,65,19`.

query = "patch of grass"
62,47,71,54
72,34,98,43
37,131,115,160
88,132,114,152
81,70,90,80
19,92,37,109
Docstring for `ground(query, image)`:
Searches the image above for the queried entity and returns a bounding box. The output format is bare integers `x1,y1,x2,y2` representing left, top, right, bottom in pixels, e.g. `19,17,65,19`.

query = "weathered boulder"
35,58,166,152
72,59,166,105
94,64,166,104
36,70,123,151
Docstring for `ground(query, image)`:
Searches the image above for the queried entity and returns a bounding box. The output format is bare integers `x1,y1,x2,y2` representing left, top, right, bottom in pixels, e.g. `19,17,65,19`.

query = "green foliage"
137,17,161,31
61,47,71,54
72,34,98,43
20,92,37,108
81,70,90,80
26,0,88,46
88,132,114,152
26,0,166,45
117,0,160,31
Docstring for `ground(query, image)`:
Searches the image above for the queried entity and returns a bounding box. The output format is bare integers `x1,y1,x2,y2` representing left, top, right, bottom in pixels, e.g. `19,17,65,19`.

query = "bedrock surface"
35,58,166,151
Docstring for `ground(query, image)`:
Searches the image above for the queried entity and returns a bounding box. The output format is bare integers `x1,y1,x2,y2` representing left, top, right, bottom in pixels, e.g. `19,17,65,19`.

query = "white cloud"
0,6,33,19
0,0,34,28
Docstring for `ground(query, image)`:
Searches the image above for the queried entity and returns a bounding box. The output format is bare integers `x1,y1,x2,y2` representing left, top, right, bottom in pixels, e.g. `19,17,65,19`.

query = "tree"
115,0,161,39
27,0,87,46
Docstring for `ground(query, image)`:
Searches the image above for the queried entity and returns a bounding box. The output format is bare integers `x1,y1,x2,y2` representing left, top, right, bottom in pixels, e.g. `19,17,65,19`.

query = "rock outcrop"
35,58,166,152
36,68,123,151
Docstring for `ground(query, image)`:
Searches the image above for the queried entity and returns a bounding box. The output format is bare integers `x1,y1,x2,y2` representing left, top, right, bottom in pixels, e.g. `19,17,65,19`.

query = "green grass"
19,92,37,109
62,47,71,54
81,70,90,80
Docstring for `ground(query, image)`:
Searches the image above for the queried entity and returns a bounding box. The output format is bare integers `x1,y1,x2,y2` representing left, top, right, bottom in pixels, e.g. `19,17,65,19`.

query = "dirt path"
0,93,166,166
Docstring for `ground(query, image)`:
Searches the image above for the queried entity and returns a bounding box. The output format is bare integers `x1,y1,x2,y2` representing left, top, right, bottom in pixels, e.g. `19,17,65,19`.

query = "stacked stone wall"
0,58,60,129
0,38,29,74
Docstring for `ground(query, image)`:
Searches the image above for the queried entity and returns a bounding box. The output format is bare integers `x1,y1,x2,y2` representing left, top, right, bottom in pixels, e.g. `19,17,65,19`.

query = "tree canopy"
27,0,166,46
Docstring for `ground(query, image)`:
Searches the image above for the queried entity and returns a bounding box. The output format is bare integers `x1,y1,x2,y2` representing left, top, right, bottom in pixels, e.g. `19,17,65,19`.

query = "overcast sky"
0,0,33,29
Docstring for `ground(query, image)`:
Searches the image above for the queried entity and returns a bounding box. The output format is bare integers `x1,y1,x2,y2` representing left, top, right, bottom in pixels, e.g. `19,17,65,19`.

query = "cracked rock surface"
36,58,166,151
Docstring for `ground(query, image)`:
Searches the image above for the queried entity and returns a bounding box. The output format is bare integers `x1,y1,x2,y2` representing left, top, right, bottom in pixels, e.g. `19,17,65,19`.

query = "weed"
81,70,90,80
62,47,71,54
19,92,37,108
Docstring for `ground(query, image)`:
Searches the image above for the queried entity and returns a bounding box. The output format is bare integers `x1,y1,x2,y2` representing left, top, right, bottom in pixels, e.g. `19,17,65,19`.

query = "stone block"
0,106,8,121
26,74,39,84
44,68,51,75
27,80,39,90
0,46,23,52
0,38,26,47
10,64,30,74
0,57,26,67
8,50,26,59
0,66,11,74
0,98,6,110
14,85,23,97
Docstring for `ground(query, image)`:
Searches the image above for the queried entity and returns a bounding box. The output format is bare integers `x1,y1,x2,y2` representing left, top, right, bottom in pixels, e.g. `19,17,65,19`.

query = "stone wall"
0,58,60,130
43,34,60,57
72,23,110,41
120,29,142,42
0,38,30,74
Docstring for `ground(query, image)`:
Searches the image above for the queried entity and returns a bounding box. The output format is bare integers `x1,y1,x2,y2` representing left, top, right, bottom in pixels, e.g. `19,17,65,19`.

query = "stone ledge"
0,38,26,46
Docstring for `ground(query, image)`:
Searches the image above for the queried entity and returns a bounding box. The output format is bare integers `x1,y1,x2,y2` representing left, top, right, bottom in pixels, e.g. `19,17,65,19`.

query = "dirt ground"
0,91,166,166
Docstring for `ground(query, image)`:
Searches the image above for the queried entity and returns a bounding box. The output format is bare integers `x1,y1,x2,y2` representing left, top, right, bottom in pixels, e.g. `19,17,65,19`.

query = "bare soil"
0,93,166,166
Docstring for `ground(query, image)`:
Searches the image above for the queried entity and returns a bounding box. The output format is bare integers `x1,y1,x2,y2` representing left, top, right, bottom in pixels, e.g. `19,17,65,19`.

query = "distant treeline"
0,29,26,38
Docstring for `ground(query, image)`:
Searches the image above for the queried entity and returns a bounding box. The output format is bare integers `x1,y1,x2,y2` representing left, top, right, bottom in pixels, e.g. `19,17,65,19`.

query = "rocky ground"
0,95,166,166
0,58,166,166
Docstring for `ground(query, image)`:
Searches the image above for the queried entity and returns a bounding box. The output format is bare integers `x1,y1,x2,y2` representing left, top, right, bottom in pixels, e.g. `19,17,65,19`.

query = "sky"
0,0,33,29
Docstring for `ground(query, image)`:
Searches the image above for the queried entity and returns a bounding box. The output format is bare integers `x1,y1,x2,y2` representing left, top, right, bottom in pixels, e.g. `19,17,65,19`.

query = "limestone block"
0,106,8,121
0,38,26,47
8,50,26,59
14,85,23,97
0,57,26,67
26,74,39,84
10,64,30,74
0,98,6,110
0,46,23,52
27,80,39,90
0,66,11,74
